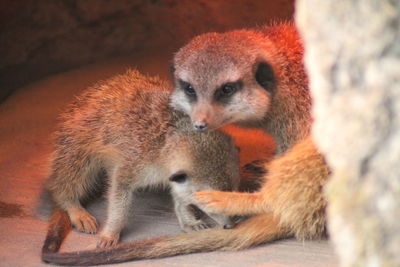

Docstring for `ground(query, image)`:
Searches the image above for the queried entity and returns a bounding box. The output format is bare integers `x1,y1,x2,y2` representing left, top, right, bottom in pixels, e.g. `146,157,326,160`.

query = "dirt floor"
0,48,338,267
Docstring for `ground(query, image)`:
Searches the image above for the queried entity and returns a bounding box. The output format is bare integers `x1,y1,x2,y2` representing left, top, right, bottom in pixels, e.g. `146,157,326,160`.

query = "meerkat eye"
221,84,235,95
169,171,188,183
214,81,242,102
179,80,196,97
185,85,195,95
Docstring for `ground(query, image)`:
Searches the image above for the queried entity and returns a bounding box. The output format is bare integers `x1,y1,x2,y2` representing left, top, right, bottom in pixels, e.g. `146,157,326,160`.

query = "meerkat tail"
42,214,292,266
41,209,72,255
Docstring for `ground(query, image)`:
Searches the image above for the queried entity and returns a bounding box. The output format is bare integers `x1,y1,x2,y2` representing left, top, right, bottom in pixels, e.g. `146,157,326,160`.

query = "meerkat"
42,22,331,266
41,69,241,256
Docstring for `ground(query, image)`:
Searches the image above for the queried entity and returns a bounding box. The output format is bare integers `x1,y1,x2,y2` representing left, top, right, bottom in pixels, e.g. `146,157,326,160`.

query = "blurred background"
0,0,294,102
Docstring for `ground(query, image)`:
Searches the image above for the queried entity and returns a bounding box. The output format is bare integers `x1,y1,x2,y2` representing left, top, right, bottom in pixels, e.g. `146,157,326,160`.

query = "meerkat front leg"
97,168,133,248
196,191,270,216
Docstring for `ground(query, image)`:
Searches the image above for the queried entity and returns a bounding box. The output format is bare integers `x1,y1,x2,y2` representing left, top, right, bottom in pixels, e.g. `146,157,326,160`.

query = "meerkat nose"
193,121,208,131
223,222,235,229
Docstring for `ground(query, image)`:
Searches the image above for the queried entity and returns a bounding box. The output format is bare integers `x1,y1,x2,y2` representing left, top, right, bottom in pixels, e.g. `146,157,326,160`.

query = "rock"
296,0,400,266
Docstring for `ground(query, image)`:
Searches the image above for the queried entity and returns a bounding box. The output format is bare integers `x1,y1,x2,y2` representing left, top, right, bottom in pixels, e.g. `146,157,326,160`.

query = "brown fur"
42,22,331,265
41,70,240,260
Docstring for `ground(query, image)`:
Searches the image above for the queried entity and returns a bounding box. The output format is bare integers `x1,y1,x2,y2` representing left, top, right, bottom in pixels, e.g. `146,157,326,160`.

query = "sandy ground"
0,49,338,267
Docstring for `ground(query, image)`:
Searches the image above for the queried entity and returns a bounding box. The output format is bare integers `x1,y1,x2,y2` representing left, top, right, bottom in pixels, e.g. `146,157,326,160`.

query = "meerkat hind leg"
66,205,98,234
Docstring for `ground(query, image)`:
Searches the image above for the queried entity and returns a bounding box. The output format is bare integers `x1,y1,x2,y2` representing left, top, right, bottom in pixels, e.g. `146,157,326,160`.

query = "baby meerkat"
41,69,240,254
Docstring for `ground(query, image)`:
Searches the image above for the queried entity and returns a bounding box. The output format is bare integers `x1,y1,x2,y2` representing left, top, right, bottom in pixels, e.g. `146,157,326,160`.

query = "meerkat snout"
193,121,208,131
191,103,212,131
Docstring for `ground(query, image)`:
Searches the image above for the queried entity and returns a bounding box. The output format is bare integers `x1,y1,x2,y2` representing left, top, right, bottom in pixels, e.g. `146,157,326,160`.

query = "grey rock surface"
297,0,400,266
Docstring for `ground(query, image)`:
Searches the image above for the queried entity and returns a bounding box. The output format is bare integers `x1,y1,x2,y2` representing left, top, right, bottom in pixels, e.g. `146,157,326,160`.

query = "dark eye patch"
214,81,243,103
169,171,188,183
169,65,176,80
178,80,197,102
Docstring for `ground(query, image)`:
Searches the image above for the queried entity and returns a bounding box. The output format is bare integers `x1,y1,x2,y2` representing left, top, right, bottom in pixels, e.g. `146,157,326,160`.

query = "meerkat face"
164,131,239,228
171,31,277,131
165,132,240,197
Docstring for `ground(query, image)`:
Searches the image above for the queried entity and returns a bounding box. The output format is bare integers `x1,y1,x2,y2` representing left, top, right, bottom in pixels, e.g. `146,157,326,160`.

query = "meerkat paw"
195,190,232,214
182,221,212,232
191,222,212,231
97,234,120,248
68,206,98,234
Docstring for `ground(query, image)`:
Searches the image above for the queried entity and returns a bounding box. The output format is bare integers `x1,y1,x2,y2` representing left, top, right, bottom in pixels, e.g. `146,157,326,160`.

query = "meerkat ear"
169,64,176,81
254,61,276,92
169,171,188,183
